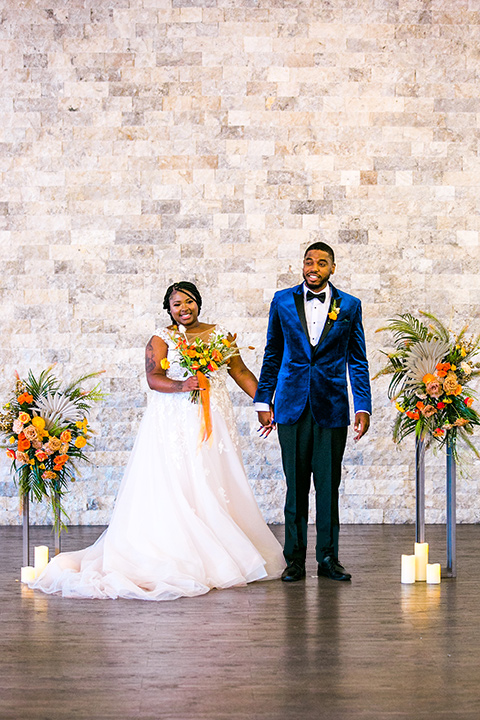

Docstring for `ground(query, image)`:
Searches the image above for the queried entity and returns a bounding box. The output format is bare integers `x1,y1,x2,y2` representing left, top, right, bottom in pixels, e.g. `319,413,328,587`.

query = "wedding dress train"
31,327,284,600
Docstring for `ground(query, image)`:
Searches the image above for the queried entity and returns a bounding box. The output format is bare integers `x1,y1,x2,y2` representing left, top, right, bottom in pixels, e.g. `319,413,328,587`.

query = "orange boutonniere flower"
328,300,340,321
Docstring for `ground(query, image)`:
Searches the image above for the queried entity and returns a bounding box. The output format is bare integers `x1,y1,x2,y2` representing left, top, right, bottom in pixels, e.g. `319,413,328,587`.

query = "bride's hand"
181,376,200,393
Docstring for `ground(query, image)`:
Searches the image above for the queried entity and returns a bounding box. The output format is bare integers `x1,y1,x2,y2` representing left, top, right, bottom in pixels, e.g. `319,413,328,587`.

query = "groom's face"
302,249,335,291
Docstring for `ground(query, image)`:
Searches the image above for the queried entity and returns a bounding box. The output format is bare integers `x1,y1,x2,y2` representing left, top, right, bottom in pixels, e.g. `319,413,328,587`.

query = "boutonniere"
328,300,340,321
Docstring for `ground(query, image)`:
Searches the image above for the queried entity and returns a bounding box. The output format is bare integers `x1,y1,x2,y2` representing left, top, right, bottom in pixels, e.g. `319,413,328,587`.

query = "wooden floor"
2,524,480,720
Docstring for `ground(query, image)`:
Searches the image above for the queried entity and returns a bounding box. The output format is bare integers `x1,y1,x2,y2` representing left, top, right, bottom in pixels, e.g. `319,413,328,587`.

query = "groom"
255,242,371,582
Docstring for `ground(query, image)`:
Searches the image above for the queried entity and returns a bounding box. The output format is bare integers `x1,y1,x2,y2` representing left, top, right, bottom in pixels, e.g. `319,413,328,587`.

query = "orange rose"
35,450,48,462
406,410,420,420
436,363,451,378
465,397,474,408
6,449,15,459
17,437,31,452
18,412,30,424
422,373,436,384
60,430,72,443
17,392,33,404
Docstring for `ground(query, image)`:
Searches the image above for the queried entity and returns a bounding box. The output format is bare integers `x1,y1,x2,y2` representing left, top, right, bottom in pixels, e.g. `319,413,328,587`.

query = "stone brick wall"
1,0,479,526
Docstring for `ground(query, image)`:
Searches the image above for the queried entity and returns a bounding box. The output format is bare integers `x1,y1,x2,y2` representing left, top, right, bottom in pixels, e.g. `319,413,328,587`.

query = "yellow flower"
31,416,46,431
199,358,207,366
451,364,456,371
8,436,15,444
74,436,87,449
160,358,170,370
328,310,339,321
222,339,231,348
461,347,467,357
18,412,30,424
395,402,405,413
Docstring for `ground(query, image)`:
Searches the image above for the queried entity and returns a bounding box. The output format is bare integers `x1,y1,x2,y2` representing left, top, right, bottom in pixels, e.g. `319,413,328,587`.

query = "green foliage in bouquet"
0,367,105,528
376,312,480,459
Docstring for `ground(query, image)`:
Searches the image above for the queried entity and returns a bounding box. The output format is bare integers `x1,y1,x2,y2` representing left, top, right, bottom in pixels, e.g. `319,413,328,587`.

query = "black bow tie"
306,290,326,303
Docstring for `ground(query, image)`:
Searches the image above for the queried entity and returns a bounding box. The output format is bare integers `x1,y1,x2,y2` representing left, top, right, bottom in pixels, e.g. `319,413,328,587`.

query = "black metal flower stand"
415,434,456,578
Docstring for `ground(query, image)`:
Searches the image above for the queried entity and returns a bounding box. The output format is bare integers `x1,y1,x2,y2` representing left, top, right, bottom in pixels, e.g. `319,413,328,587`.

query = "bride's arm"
145,335,199,394
227,335,258,400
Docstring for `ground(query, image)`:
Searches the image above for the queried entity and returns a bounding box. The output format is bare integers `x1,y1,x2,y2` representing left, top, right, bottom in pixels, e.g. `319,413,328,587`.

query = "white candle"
21,566,36,583
426,563,441,584
34,545,49,577
414,542,429,582
401,554,416,583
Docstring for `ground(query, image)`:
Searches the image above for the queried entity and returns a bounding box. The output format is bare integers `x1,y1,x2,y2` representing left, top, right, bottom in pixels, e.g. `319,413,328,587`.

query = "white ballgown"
31,327,284,600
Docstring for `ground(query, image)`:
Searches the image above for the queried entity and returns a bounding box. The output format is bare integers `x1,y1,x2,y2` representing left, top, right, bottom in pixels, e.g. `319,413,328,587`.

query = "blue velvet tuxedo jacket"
254,282,372,427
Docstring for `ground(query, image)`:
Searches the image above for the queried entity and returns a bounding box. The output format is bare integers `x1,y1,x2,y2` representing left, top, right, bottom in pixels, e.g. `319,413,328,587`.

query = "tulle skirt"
31,389,284,600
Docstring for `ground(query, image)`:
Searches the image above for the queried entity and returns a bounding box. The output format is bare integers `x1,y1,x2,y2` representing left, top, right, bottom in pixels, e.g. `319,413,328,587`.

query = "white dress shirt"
304,282,330,347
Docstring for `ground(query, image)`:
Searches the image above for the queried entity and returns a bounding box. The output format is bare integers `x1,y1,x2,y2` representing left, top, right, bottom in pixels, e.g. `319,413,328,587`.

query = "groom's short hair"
304,242,335,263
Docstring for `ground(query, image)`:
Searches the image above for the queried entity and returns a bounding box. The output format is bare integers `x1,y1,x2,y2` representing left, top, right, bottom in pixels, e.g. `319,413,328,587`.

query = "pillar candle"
34,545,49,577
21,566,36,583
414,542,429,582
401,554,416,583
426,563,441,584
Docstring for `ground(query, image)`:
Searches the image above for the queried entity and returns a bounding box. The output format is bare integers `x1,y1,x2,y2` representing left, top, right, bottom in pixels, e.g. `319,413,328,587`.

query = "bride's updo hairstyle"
163,281,203,322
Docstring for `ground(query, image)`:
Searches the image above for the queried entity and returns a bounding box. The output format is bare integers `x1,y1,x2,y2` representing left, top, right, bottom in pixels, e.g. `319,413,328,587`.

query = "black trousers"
277,403,348,565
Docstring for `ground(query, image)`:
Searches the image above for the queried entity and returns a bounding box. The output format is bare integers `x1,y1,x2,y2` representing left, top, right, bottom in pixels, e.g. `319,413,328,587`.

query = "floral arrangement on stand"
376,312,480,460
0,367,104,528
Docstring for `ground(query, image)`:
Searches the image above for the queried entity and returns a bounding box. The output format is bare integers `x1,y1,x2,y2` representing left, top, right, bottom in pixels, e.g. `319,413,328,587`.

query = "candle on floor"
426,563,441,584
401,554,416,583
414,542,429,582
34,545,49,577
21,566,36,583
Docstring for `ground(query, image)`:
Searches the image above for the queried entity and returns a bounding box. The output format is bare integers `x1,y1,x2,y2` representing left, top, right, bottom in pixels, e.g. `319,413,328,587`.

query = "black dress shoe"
281,563,306,582
317,556,351,581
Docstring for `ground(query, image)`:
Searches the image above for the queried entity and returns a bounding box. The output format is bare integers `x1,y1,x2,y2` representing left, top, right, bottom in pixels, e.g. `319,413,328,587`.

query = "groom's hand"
353,412,370,442
257,409,276,438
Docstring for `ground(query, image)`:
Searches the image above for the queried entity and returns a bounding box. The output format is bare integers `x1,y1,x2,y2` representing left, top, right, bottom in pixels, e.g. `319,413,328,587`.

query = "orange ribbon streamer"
197,371,213,446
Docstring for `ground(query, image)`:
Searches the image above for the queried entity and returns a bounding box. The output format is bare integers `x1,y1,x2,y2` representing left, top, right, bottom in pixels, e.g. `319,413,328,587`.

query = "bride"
31,281,285,600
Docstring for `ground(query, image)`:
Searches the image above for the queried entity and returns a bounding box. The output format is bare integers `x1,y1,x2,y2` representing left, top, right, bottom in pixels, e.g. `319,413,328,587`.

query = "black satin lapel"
313,295,342,355
293,291,310,344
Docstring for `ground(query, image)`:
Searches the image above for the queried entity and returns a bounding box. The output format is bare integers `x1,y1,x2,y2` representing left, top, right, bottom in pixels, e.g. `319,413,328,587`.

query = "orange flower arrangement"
376,312,480,458
0,367,104,529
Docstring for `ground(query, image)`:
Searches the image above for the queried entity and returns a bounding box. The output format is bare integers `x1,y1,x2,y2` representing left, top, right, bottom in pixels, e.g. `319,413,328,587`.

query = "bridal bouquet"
0,367,104,526
376,312,480,459
169,325,243,403
165,325,251,444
